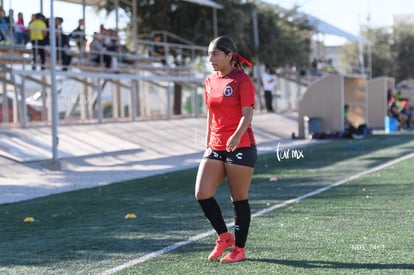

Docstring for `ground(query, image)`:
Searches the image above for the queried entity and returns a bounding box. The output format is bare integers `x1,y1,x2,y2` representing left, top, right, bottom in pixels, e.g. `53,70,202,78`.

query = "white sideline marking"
101,152,414,275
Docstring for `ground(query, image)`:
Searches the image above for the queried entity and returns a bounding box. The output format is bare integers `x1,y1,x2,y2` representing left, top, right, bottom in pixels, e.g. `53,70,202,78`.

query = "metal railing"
0,28,210,127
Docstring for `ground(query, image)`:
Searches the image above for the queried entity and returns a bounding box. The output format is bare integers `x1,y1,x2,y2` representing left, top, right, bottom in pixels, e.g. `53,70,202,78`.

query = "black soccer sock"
197,197,228,235
233,199,251,248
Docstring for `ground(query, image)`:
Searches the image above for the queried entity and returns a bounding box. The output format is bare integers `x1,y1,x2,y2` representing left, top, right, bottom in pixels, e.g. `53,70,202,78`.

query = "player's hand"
226,135,240,152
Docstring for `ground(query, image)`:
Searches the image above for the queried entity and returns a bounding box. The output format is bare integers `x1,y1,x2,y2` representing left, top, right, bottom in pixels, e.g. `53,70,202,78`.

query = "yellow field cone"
124,213,137,219
24,217,35,223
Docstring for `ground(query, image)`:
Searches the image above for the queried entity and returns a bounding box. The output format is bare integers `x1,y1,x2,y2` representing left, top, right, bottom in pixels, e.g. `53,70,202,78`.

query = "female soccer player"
195,36,257,263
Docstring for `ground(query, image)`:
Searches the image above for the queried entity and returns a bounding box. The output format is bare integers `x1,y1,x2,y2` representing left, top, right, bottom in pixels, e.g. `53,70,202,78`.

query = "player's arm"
226,106,254,152
205,109,212,148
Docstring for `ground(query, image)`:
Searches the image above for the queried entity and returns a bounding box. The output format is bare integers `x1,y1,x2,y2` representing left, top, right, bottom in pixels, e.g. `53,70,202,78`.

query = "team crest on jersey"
223,85,233,96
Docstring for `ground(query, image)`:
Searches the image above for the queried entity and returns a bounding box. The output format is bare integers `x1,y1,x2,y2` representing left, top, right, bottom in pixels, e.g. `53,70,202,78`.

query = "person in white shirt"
89,32,111,68
261,67,275,112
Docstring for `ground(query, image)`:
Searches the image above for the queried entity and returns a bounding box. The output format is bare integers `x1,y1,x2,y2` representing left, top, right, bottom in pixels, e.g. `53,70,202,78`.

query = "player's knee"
195,191,209,200
230,193,248,202
195,188,216,200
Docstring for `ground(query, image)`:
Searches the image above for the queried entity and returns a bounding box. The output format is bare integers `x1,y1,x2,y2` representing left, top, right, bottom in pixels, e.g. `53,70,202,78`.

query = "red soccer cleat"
208,232,235,261
220,246,246,263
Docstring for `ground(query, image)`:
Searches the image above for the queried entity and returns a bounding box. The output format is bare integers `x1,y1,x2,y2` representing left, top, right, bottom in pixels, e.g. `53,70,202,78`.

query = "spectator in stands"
0,8,10,43
326,58,337,74
396,90,413,128
388,94,408,129
104,28,121,68
261,67,275,112
41,14,50,46
99,24,106,35
15,12,29,45
118,43,134,64
150,34,166,65
150,34,164,55
54,17,72,71
407,105,414,129
103,28,119,52
55,16,63,31
28,13,35,25
70,18,87,50
29,13,47,70
89,32,116,71
6,9,15,42
310,58,322,76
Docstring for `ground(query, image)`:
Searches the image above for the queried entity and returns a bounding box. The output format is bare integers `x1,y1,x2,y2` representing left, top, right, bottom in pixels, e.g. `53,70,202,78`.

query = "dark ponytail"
210,36,252,70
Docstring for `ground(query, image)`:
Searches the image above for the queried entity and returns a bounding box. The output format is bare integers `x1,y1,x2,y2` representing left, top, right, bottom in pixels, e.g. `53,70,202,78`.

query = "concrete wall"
367,77,394,129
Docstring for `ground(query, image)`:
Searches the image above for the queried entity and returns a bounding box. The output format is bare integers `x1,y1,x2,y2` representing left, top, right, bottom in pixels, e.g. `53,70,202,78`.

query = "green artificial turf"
0,134,413,274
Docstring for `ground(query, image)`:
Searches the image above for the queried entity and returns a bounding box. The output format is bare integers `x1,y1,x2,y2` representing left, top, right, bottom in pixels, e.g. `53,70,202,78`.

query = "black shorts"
203,145,257,168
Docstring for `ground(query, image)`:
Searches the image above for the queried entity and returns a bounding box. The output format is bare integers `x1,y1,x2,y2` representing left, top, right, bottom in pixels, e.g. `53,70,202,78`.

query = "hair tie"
235,54,253,67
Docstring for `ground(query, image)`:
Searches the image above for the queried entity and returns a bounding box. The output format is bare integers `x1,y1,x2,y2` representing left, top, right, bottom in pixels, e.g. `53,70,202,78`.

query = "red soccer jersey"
204,68,256,151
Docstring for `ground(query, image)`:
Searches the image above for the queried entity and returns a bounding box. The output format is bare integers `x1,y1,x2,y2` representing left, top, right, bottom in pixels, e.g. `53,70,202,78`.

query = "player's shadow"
249,258,414,271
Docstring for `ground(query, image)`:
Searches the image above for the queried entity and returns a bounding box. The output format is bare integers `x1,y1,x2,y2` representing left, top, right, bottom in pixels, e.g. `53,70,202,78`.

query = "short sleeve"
239,76,256,107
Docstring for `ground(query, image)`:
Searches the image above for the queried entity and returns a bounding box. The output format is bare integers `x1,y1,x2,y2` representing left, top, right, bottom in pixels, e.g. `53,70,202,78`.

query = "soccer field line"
101,152,414,275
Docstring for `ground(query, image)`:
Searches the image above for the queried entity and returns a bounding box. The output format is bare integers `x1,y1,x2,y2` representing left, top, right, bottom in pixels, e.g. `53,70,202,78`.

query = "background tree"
362,26,394,78
342,22,414,83
392,22,414,82
256,2,312,68
394,35,414,81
